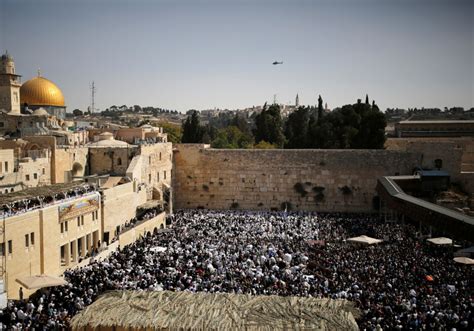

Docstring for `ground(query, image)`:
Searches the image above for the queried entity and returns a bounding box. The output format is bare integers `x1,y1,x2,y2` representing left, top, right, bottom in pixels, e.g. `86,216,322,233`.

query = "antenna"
90,81,96,113
273,94,277,105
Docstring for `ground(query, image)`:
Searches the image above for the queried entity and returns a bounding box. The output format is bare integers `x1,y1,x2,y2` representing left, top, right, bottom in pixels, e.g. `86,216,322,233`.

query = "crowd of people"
1,209,472,330
0,184,97,218
111,206,164,241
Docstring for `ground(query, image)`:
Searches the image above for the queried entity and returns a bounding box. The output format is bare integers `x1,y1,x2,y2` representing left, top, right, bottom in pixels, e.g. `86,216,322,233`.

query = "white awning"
17,274,67,290
427,237,453,245
347,235,383,245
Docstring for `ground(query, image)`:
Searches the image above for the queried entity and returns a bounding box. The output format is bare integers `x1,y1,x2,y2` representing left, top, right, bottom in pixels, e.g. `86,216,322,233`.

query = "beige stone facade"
0,147,51,194
173,145,420,212
1,191,102,299
126,143,173,199
101,182,147,242
0,179,165,300
0,53,21,115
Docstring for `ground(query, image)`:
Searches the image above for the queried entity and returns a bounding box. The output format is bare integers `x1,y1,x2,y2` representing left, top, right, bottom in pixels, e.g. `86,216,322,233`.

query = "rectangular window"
164,171,167,179
0,243,4,256
30,232,35,246
157,172,160,181
33,173,37,179
92,211,95,221
65,221,68,232
25,234,29,247
8,240,12,254
149,174,151,183
26,174,30,181
77,217,80,227
61,222,64,233
0,122,4,127
81,215,84,226
5,162,8,172
42,168,45,175
95,210,98,220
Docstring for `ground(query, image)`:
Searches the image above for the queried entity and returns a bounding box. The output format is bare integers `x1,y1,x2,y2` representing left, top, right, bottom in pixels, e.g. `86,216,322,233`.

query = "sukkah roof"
70,290,360,330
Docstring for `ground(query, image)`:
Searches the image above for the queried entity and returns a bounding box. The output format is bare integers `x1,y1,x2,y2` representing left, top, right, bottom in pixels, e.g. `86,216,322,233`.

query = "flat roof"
398,120,474,124
0,181,90,206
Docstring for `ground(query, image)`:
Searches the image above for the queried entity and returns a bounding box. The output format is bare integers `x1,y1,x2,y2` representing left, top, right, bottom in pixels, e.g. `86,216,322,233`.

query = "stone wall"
118,212,166,247
173,145,420,212
53,147,89,183
385,138,467,181
126,143,173,199
101,182,147,239
89,146,135,177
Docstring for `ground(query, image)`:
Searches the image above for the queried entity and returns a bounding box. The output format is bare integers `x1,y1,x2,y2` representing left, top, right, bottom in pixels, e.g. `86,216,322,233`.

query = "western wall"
173,145,421,212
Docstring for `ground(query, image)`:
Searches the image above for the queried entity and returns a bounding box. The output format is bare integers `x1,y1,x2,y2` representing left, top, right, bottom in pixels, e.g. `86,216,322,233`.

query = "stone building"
395,120,474,138
20,72,66,119
0,180,166,300
0,52,21,115
0,145,51,194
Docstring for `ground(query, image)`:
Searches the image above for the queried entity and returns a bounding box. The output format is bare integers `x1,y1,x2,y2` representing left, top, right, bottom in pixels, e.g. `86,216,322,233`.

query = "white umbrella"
453,257,474,265
347,235,383,245
150,246,167,253
17,274,67,290
427,237,453,245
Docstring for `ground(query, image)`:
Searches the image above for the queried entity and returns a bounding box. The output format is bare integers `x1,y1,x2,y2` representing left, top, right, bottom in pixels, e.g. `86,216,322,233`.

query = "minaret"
295,93,299,107
0,51,22,114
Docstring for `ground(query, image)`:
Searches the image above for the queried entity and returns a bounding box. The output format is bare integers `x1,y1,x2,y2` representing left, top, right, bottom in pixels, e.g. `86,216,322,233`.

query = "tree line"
181,95,387,149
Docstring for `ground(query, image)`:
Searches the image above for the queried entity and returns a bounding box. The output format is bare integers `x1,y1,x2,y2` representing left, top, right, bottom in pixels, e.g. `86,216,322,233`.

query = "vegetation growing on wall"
294,183,308,197
339,185,353,195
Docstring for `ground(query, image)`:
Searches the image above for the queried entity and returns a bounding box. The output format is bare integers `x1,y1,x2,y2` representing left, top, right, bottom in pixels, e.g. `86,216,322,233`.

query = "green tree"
72,109,83,116
254,103,285,147
157,121,182,144
253,140,277,149
307,98,386,149
285,106,310,148
317,95,324,120
211,126,253,149
181,111,204,143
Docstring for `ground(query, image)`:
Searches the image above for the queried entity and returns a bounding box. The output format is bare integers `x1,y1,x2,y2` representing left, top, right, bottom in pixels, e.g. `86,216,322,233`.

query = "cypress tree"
317,95,324,121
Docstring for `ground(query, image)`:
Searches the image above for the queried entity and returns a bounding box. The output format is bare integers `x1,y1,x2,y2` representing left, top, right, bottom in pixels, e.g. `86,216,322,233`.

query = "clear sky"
1,0,473,112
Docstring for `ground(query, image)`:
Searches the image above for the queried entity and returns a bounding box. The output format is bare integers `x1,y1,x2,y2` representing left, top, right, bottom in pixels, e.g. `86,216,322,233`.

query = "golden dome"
20,76,65,107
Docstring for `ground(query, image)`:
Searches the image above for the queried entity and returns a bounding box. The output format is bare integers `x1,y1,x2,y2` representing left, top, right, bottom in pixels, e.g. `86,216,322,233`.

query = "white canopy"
17,274,67,290
347,235,383,245
427,237,453,245
453,257,474,265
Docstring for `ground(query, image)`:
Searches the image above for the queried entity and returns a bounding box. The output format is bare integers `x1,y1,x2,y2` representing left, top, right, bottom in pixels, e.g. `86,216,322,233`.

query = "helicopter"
272,61,283,65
